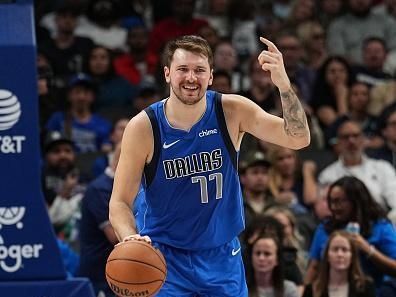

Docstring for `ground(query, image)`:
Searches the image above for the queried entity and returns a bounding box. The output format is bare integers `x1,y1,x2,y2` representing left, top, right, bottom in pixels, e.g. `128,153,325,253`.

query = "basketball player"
109,35,310,296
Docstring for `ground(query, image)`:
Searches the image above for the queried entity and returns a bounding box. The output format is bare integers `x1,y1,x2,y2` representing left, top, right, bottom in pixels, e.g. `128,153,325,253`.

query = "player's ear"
164,66,170,83
208,69,213,86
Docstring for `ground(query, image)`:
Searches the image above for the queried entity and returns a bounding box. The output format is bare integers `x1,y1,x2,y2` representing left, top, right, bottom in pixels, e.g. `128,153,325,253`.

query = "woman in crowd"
243,215,304,294
245,233,299,297
267,145,317,214
265,205,308,273
85,45,137,111
303,231,375,297
310,56,354,129
305,176,396,290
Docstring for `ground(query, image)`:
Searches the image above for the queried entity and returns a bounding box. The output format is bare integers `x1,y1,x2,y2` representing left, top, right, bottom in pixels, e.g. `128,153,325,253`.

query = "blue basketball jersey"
139,90,245,250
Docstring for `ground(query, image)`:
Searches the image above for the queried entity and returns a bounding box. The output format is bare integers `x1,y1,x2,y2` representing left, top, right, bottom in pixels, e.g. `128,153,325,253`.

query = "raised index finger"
260,37,281,54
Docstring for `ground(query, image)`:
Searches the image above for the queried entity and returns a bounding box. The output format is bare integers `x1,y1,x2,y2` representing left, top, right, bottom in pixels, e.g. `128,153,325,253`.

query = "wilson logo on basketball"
109,283,149,296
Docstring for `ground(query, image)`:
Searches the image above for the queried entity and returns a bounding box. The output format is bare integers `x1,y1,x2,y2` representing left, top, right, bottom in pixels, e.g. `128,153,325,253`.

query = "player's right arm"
109,111,153,242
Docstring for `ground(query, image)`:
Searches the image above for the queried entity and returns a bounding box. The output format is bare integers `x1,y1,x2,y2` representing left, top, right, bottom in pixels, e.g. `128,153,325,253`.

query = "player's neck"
165,95,207,131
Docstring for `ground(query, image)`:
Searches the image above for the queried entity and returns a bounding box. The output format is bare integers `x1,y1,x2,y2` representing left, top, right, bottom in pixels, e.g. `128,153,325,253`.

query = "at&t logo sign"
0,90,21,131
0,207,43,273
0,89,25,153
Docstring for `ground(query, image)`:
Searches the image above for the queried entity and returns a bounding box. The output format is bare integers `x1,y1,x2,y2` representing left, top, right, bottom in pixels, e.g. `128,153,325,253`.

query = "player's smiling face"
165,49,213,105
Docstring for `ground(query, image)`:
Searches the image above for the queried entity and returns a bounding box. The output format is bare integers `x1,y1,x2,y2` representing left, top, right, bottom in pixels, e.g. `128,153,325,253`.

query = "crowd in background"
35,0,396,296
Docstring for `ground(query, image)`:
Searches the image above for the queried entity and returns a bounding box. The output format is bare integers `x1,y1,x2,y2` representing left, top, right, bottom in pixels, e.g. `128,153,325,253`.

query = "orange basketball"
105,241,167,297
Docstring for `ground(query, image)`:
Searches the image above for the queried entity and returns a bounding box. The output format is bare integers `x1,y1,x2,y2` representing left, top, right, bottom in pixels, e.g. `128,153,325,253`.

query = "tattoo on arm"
280,88,309,138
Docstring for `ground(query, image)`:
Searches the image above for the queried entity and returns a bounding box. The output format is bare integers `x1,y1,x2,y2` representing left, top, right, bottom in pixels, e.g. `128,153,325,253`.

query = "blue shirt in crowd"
309,219,396,288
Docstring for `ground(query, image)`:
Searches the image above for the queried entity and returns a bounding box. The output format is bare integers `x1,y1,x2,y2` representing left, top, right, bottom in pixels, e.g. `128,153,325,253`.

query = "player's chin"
183,94,204,105
184,98,201,105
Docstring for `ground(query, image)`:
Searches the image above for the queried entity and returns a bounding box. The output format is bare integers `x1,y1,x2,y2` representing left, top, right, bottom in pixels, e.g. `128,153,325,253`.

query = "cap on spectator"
44,131,74,153
240,150,271,172
68,73,95,90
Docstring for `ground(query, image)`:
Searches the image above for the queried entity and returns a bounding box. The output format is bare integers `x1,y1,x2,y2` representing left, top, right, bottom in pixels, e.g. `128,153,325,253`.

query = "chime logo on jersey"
163,149,223,179
199,128,218,138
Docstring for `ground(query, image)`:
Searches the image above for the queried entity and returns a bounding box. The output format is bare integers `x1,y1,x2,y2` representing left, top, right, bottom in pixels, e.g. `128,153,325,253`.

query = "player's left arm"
229,37,310,149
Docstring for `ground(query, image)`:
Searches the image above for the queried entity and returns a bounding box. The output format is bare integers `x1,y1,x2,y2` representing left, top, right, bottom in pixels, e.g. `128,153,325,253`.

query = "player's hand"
116,234,152,246
258,37,291,93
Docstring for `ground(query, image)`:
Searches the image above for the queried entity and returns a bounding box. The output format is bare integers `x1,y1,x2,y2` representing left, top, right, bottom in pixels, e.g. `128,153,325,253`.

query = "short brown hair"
162,35,213,69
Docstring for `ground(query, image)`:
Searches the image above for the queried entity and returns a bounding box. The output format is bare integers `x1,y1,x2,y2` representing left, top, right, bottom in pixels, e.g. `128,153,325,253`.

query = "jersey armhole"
214,92,238,170
143,107,161,187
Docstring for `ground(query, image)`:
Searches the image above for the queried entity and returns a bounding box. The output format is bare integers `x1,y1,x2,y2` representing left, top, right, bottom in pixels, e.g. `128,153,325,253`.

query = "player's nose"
186,70,197,82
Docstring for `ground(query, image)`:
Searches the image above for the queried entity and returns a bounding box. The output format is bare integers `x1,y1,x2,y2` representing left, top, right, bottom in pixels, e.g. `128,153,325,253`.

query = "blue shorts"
154,237,247,297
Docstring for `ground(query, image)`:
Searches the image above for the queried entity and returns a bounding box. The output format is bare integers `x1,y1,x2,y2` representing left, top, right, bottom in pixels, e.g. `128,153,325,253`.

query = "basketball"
105,241,167,297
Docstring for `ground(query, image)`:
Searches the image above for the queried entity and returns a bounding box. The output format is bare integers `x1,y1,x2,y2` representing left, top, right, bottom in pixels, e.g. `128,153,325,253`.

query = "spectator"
318,119,396,222
245,233,299,297
354,37,393,87
131,80,162,113
326,82,382,149
147,0,208,57
198,0,230,38
228,0,259,60
297,21,328,71
75,0,127,51
78,144,122,296
243,215,304,290
265,205,308,294
46,73,112,153
310,56,354,128
275,32,315,103
305,176,396,289
197,24,220,51
368,76,396,116
303,230,376,297
41,131,85,248
266,145,318,214
118,0,153,28
92,117,129,177
368,105,396,168
373,0,396,18
239,151,275,228
213,39,244,92
39,0,89,37
37,54,61,130
255,2,284,43
210,69,233,94
86,45,137,110
326,0,396,64
113,23,158,86
317,0,345,28
240,56,281,115
286,0,316,30
39,3,94,90
272,0,294,20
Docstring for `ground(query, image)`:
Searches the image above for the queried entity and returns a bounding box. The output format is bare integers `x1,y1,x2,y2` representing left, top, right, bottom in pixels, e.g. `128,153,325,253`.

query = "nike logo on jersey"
231,247,241,256
163,140,180,149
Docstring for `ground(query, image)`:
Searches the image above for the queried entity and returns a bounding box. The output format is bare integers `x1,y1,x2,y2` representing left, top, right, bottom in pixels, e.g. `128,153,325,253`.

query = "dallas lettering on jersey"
163,149,222,179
